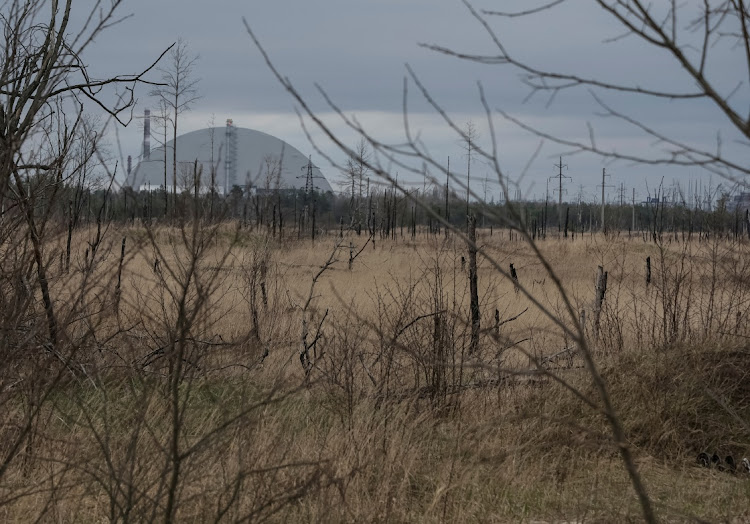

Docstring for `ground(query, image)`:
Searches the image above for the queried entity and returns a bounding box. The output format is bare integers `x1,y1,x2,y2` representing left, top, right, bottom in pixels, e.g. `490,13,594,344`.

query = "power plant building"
129,116,332,195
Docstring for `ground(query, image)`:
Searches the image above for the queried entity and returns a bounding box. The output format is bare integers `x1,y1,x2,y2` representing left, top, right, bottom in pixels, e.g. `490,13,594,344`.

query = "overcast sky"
77,0,747,204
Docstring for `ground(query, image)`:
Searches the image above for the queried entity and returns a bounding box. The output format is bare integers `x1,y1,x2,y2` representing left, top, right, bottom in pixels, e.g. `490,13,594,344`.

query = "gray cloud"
73,0,746,201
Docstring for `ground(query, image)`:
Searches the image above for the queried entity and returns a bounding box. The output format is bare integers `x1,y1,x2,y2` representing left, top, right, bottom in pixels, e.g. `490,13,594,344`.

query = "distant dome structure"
128,117,332,194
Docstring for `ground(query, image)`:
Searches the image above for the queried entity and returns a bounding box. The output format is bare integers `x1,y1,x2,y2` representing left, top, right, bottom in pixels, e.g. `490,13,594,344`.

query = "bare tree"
0,0,167,486
461,120,480,220
262,153,282,231
150,38,200,218
341,138,370,234
150,99,172,215
1,0,165,347
244,5,676,519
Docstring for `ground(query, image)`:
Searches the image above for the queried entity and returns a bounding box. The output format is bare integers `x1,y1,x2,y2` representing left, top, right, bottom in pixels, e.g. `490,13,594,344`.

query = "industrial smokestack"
143,109,151,160
224,118,237,196
225,119,231,195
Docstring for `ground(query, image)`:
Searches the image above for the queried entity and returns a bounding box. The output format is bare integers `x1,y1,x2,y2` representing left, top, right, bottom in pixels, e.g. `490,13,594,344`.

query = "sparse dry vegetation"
2,222,750,522
5,1,750,522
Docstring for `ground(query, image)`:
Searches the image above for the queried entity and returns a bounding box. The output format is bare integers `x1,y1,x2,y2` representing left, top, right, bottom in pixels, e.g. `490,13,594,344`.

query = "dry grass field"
2,222,750,522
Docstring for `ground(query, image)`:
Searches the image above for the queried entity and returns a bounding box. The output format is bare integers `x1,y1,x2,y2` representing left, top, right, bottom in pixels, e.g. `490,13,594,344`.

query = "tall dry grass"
1,223,750,522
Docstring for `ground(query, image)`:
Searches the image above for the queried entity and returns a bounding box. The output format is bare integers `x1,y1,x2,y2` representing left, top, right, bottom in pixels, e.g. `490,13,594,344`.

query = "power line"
598,168,615,231
550,156,571,232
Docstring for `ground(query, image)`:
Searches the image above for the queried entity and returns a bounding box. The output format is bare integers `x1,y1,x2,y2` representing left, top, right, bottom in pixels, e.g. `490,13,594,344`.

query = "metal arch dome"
129,125,332,194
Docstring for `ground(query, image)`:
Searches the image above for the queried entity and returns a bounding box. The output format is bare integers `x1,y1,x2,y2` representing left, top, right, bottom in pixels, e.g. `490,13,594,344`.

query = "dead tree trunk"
468,214,480,354
278,192,283,240
272,203,277,238
432,283,446,405
250,262,261,343
510,263,519,293
593,265,608,340
255,257,266,308
300,317,310,372
16,174,57,347
65,200,73,273
115,237,126,314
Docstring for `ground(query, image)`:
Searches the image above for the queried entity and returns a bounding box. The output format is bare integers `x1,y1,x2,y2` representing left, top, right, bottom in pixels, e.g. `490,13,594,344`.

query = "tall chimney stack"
143,109,151,160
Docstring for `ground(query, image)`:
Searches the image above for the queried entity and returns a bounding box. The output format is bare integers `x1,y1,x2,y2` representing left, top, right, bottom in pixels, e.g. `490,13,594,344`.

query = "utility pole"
297,156,325,241
482,173,490,227
599,168,613,231
617,182,627,231
303,155,314,194
550,156,570,233
632,188,636,232
545,177,549,238
445,156,450,238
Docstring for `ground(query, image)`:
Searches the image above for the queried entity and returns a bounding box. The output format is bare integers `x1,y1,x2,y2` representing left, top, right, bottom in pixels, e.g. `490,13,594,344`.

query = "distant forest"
37,177,750,242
